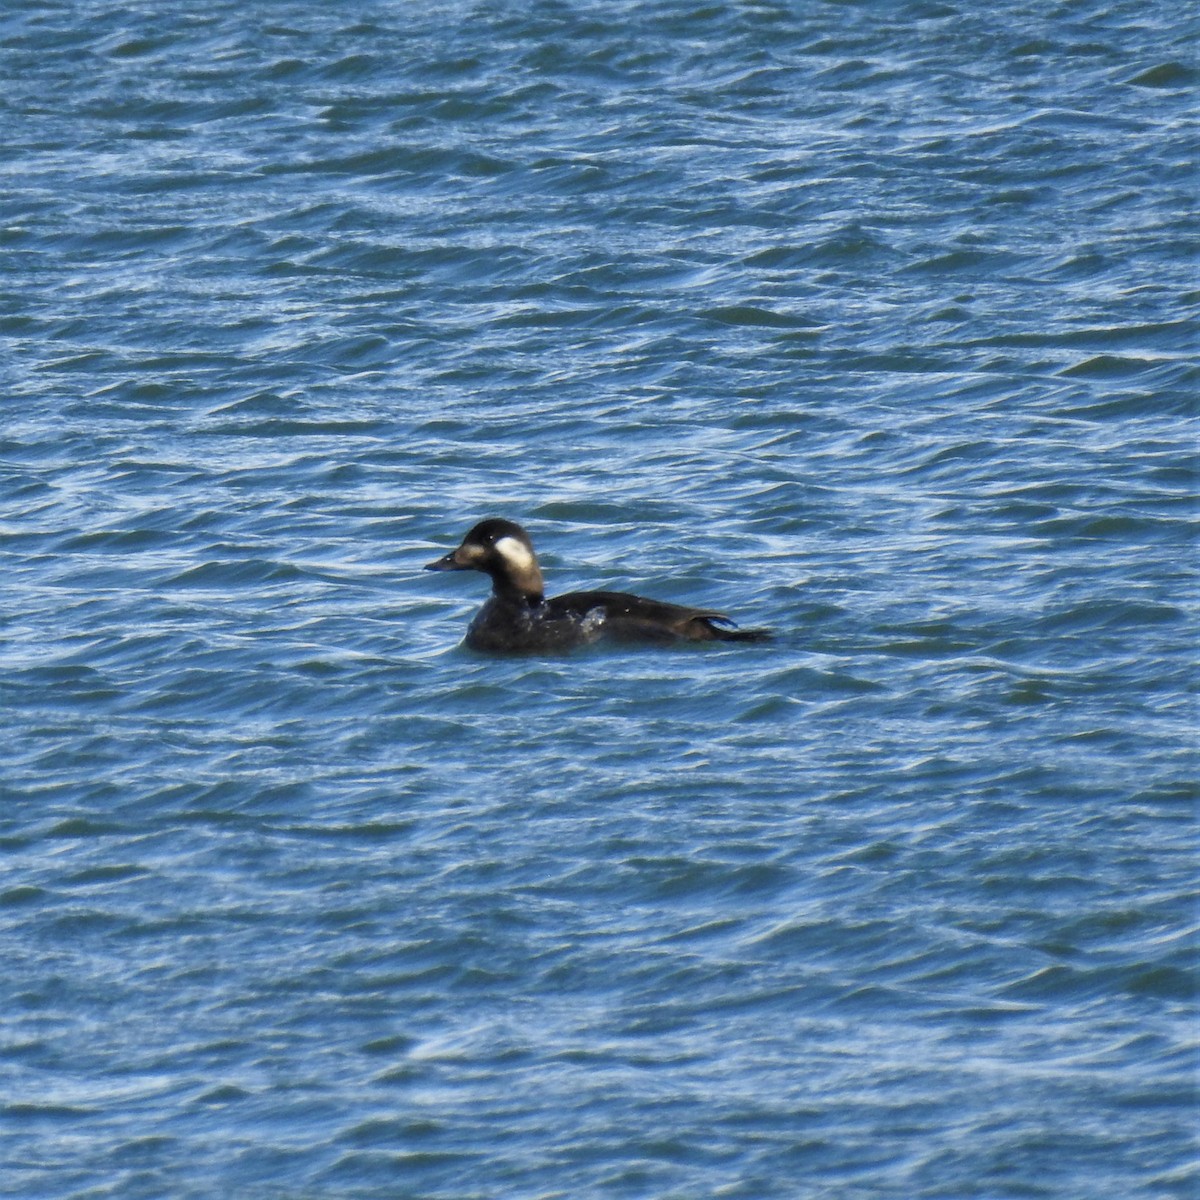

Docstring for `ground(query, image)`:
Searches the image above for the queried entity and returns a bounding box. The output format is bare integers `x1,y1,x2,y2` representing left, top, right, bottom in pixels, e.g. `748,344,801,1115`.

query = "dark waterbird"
425,518,772,652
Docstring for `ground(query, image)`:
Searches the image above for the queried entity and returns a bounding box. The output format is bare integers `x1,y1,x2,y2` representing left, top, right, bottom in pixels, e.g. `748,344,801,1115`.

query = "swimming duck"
425,518,771,652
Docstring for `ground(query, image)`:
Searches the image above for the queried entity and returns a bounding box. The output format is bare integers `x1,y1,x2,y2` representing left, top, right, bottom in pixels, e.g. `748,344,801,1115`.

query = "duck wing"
547,590,770,643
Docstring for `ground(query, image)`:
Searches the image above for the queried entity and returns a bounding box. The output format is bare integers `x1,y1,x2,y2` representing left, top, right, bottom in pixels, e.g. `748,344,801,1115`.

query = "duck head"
425,518,545,602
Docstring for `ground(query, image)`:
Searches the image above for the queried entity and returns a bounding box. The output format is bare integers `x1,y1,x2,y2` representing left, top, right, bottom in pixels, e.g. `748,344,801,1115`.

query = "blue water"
2,1,1197,1196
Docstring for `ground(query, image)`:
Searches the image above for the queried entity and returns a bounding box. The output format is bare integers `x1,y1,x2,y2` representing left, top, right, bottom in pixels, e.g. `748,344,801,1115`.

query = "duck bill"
425,549,469,572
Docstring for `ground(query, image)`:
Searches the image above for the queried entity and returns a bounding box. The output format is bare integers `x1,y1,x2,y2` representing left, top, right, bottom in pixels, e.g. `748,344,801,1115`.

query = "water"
2,1,1197,1196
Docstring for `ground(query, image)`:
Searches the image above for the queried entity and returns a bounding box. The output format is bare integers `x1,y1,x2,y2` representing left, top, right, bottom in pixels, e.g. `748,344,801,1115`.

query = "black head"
424,518,544,601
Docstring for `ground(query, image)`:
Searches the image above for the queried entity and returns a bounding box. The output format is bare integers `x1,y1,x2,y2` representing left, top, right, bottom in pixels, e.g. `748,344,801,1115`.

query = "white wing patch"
494,535,536,572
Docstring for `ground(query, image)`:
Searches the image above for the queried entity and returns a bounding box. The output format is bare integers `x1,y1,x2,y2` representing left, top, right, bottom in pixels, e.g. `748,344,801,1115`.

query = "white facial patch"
494,536,536,573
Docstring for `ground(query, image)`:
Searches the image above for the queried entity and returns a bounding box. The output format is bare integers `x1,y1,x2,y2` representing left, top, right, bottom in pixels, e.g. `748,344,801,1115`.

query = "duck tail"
702,617,773,643
713,626,773,643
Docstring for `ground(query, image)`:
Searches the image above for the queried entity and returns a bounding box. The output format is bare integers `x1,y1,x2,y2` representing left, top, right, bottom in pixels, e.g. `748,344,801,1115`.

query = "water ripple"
1,0,1196,1198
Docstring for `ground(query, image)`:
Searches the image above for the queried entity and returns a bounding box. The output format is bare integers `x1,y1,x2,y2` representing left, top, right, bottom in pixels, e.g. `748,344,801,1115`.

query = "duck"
425,518,771,652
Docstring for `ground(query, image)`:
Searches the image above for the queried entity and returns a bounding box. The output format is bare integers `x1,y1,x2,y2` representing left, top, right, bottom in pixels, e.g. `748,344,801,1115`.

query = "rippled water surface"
2,1,1197,1196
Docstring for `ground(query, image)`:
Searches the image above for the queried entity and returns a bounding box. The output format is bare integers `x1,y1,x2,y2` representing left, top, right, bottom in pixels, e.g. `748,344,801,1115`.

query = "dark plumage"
425,518,772,652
